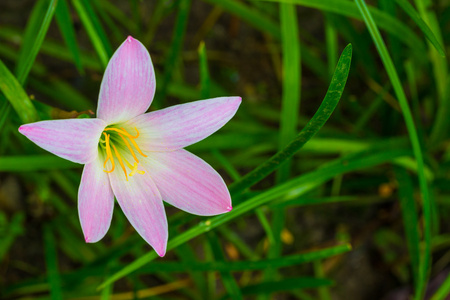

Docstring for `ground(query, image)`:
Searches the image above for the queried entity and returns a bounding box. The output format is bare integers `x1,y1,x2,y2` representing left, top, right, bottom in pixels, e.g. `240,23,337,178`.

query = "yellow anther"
117,133,139,163
103,133,115,173
129,163,139,176
121,127,140,138
112,144,128,181
103,127,147,158
101,127,146,180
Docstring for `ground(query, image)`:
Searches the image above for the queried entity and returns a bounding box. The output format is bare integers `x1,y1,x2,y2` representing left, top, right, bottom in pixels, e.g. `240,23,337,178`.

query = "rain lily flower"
19,36,241,257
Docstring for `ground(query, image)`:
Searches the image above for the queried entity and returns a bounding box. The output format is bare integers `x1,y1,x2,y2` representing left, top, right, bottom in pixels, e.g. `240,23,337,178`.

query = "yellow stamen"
112,144,128,181
103,133,115,173
129,162,146,177
104,127,147,157
121,127,140,138
117,133,139,163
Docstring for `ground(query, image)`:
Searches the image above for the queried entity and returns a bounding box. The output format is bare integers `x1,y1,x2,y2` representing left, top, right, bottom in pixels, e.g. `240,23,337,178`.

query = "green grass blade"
208,232,243,300
240,277,333,295
277,2,301,182
0,212,24,261
99,244,350,274
71,0,110,68
413,0,447,102
354,0,432,298
325,14,339,78
0,155,78,171
153,0,191,108
98,145,404,289
229,43,352,195
15,0,58,85
0,60,39,123
430,272,450,300
204,0,279,38
256,0,425,54
0,99,11,132
198,41,211,99
430,76,450,147
43,224,63,300
394,0,445,57
395,167,421,289
55,0,84,74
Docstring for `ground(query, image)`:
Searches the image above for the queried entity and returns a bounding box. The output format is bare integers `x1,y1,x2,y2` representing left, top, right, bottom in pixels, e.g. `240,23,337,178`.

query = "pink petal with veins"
78,155,114,243
108,164,168,257
143,149,232,216
97,36,156,124
126,97,241,151
18,118,106,164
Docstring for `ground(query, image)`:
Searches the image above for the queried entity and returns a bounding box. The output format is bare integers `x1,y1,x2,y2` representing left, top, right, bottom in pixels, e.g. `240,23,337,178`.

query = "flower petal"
18,118,106,164
78,155,114,243
126,97,241,151
143,149,232,216
97,36,156,124
108,165,168,257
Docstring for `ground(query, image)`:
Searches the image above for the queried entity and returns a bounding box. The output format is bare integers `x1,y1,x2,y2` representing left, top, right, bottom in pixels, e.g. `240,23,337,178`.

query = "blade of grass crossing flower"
0,60,39,123
55,0,84,74
207,232,243,300
16,0,58,85
430,273,450,300
394,0,445,57
72,0,110,68
277,2,301,182
228,44,352,195
353,1,431,299
98,145,405,289
198,41,211,99
43,224,63,300
153,0,191,109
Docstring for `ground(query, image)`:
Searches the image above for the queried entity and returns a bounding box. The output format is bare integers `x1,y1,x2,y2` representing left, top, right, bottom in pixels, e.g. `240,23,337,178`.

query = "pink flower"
19,36,241,257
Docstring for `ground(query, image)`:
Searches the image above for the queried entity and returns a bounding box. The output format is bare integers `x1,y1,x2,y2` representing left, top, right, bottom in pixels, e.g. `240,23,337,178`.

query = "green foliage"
1,0,449,299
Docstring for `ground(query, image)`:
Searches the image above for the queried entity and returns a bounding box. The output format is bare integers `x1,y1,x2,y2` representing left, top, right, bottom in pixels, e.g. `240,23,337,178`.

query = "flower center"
100,126,147,181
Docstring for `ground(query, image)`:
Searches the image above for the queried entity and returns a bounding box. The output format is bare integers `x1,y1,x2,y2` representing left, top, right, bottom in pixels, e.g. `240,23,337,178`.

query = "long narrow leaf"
55,0,84,73
354,0,432,298
98,144,409,289
16,0,58,85
394,0,445,57
229,43,352,195
0,60,39,123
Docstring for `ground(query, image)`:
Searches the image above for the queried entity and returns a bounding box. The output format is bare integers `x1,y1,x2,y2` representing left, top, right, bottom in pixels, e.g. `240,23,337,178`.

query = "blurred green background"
1,0,450,299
